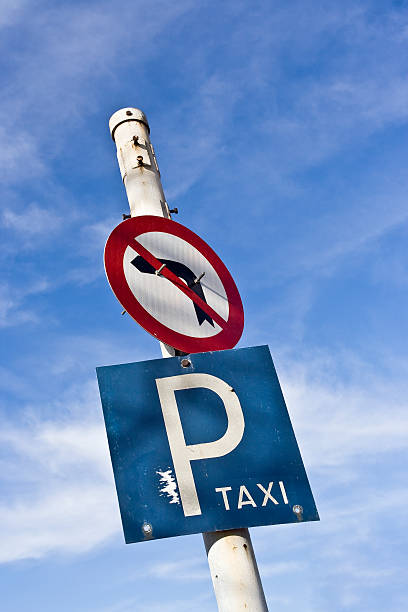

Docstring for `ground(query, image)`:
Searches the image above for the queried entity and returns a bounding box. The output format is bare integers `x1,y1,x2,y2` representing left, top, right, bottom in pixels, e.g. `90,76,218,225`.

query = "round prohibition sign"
104,216,244,354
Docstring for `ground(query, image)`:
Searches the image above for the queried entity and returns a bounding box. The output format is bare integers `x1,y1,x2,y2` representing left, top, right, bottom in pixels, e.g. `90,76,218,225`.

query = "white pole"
109,108,268,612
109,107,170,219
109,107,175,358
203,529,268,611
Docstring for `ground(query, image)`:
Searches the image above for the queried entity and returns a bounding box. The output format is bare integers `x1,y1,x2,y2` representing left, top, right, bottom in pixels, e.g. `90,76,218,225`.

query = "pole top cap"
109,107,150,140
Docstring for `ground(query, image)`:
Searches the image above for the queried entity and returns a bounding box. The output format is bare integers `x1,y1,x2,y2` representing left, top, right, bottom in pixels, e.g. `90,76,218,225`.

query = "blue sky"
0,0,407,610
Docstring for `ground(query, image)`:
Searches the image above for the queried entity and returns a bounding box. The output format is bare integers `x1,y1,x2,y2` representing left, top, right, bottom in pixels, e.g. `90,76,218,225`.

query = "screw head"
181,358,191,368
142,522,153,535
293,504,303,515
126,110,133,116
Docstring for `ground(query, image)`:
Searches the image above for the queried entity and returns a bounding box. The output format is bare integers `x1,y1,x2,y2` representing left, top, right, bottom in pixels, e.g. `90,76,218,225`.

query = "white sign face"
123,231,228,339
104,216,244,353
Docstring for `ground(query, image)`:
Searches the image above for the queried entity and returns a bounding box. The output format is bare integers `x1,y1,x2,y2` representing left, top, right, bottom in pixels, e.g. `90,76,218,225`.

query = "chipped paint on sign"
156,468,180,505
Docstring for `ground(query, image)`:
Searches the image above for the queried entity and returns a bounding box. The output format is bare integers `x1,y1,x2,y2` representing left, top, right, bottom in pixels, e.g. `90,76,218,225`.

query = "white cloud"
260,560,305,577
0,278,50,328
100,592,212,612
0,0,195,220
0,412,120,563
161,72,245,202
76,216,119,259
1,2,194,136
145,557,209,581
279,350,408,474
0,126,45,182
2,202,62,236
0,482,118,563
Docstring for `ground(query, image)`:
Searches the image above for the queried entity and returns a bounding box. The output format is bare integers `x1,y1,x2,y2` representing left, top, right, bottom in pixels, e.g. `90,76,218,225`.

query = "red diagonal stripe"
126,238,228,329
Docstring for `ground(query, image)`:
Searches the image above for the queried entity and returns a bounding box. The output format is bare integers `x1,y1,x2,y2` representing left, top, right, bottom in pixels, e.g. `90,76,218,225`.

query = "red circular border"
104,216,244,353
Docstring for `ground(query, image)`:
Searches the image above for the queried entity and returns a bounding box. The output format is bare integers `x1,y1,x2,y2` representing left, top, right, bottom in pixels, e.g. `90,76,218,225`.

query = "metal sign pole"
204,529,268,611
108,108,176,359
109,108,268,611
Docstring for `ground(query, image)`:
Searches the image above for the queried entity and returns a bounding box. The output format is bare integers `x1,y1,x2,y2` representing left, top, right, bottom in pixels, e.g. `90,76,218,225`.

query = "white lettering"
215,486,232,510
215,481,289,510
257,482,278,506
238,485,257,509
279,481,289,504
156,373,245,517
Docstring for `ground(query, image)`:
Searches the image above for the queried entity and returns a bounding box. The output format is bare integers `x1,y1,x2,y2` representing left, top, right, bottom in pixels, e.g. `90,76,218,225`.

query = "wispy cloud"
280,349,408,473
0,410,119,563
162,72,245,202
2,203,62,236
100,592,212,612
0,279,50,328
260,560,305,577
0,2,194,143
0,126,45,183
145,557,208,581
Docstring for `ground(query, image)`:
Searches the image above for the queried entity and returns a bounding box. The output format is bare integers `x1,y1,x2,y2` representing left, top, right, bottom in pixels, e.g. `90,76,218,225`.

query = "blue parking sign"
96,345,319,543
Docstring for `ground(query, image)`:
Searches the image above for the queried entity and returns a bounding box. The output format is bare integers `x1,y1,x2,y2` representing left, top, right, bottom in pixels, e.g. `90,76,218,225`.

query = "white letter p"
155,373,245,517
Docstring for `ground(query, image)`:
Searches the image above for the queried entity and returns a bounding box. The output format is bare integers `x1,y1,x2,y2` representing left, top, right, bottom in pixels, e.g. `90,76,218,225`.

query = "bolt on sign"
96,346,319,543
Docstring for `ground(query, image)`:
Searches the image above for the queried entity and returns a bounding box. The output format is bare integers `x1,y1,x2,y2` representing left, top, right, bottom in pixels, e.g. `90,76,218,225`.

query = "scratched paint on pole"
96,345,319,543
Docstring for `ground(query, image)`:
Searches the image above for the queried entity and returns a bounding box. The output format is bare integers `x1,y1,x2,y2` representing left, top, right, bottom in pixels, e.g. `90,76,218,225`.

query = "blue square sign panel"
96,345,319,543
